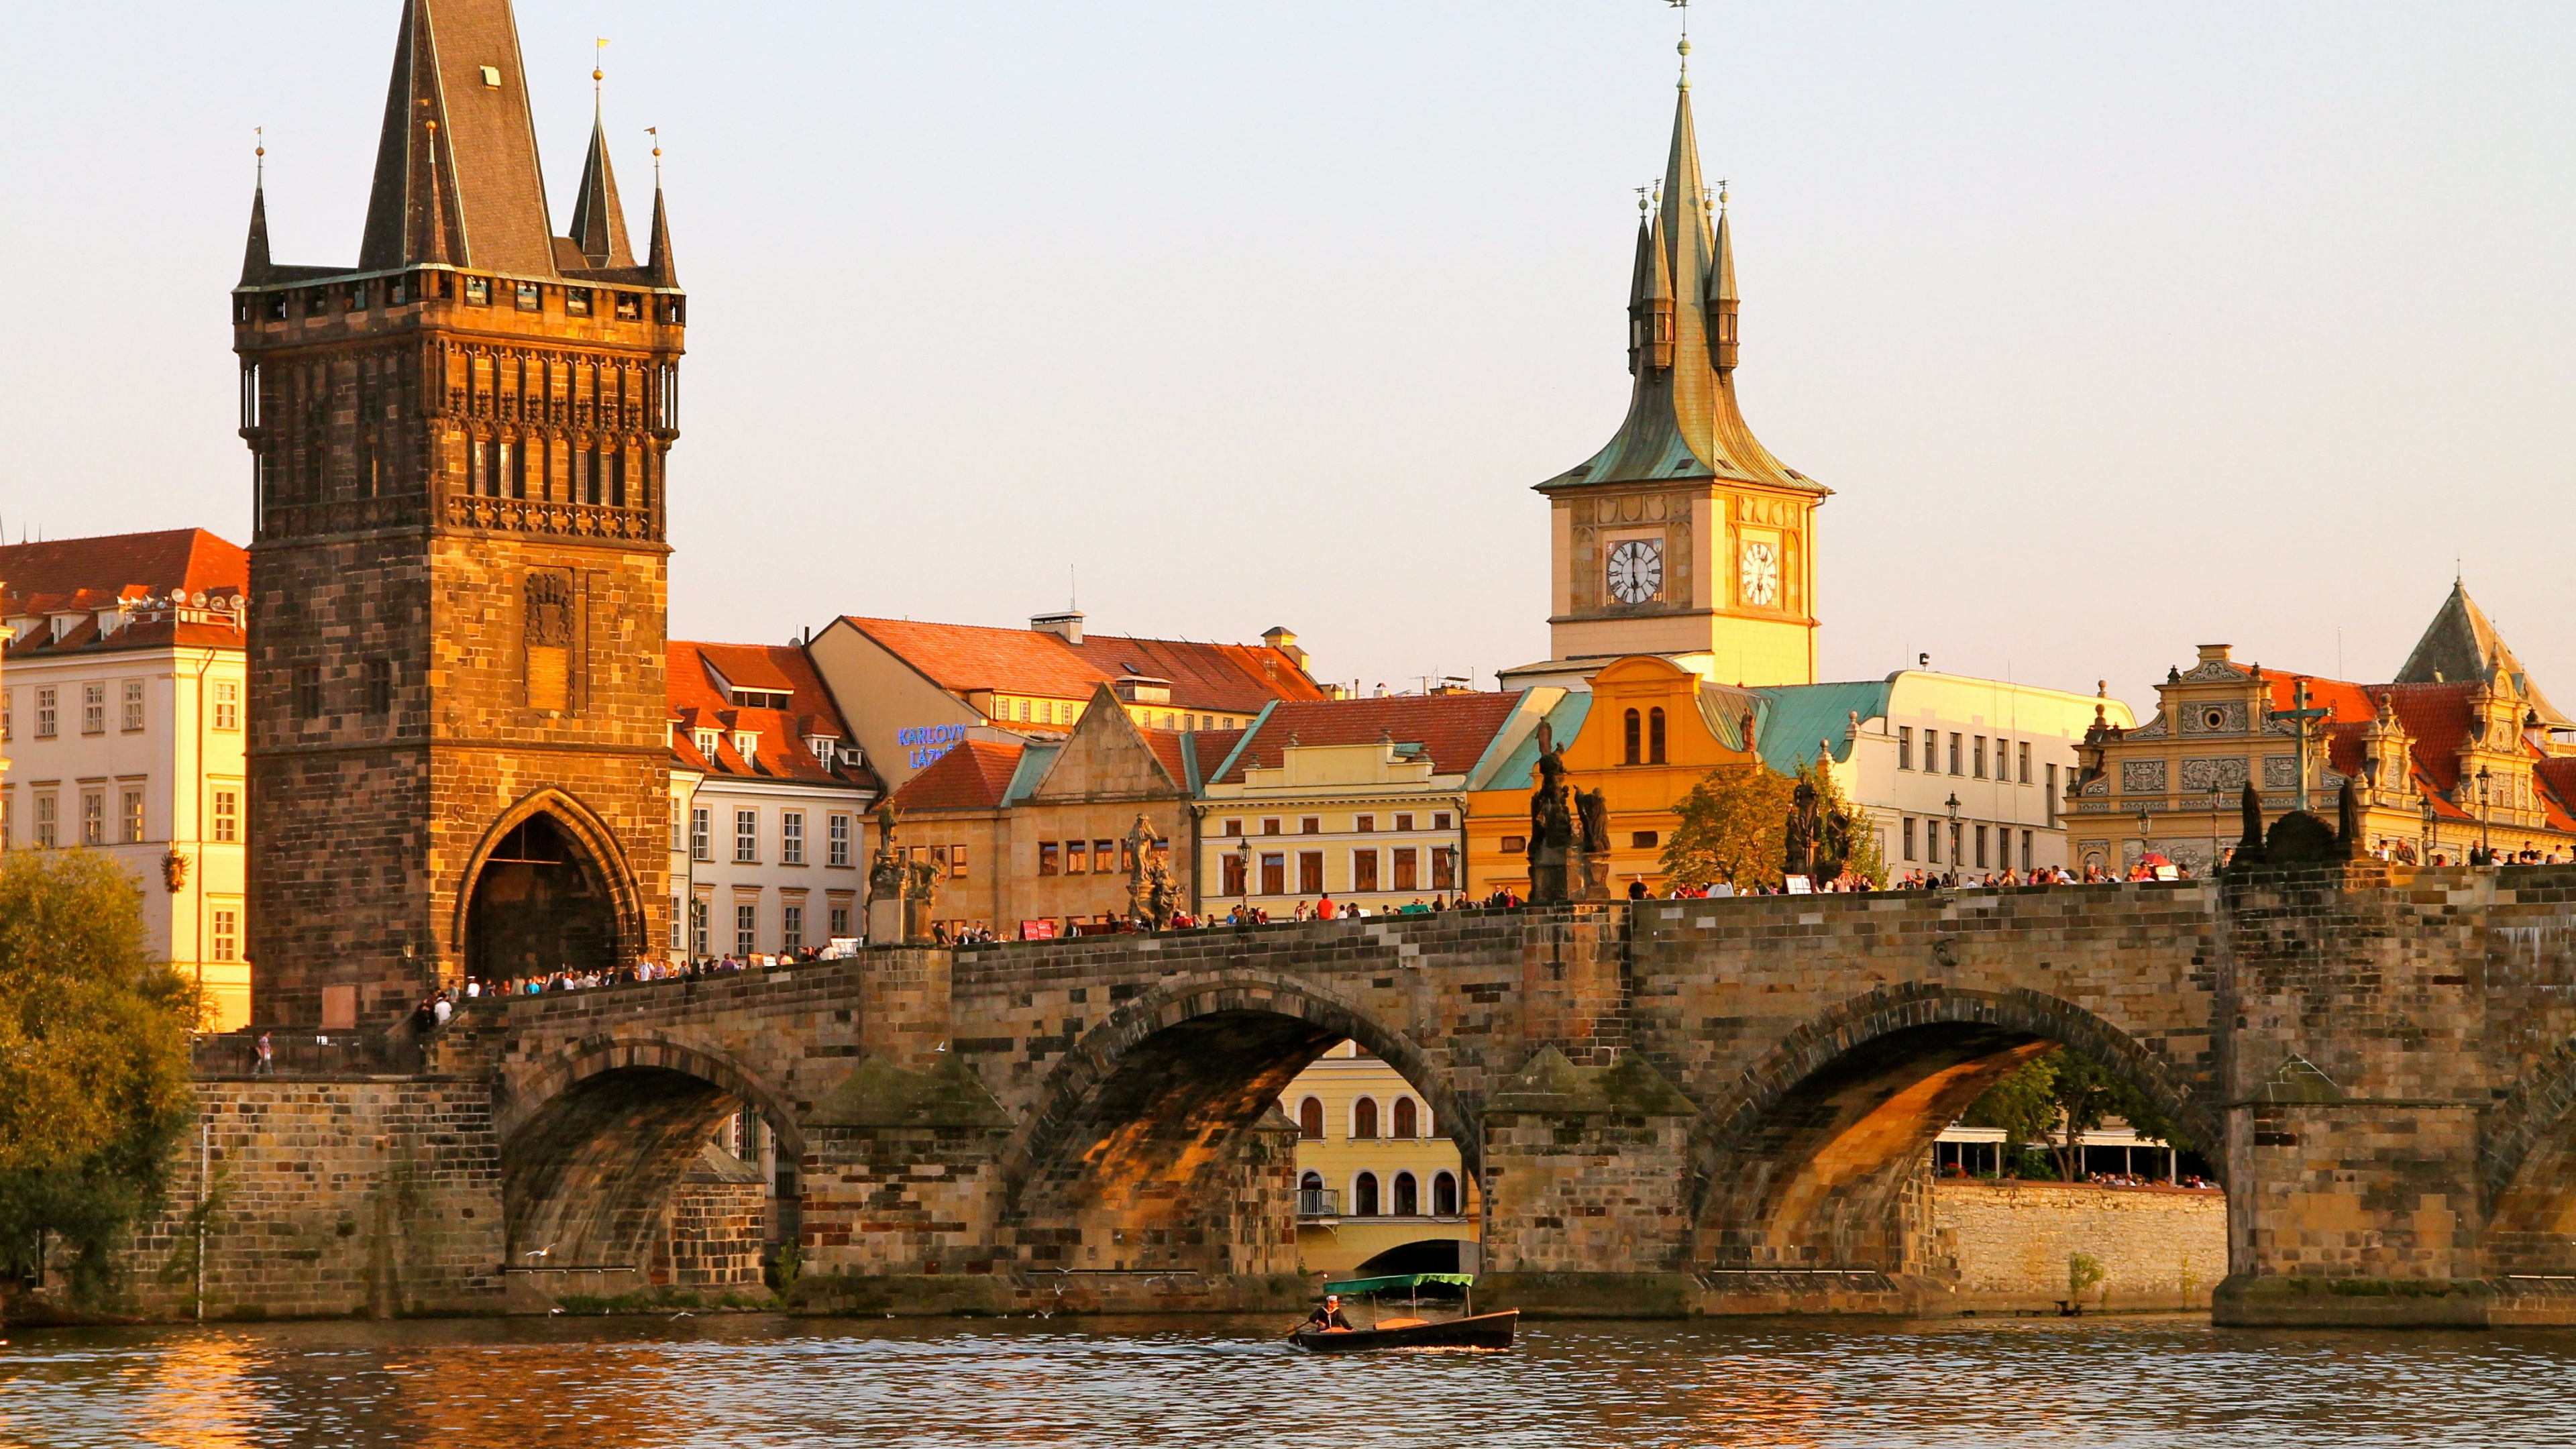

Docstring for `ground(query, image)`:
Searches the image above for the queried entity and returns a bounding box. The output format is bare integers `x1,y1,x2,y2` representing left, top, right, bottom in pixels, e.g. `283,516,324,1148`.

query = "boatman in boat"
1300,1294,1354,1332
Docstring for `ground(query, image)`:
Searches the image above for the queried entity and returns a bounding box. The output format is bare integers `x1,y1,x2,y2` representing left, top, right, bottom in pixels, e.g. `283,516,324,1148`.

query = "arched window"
1352,1097,1379,1139
1297,1097,1324,1141
1354,1171,1381,1217
1649,707,1667,764
1391,1097,1417,1139
1623,708,1642,765
1393,1171,1419,1217
1433,1171,1459,1218
1300,1171,1324,1192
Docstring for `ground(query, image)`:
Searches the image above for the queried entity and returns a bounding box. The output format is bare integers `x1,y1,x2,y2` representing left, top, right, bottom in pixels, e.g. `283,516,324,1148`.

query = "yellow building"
2074,586,2576,873
1279,1040,1481,1276
1503,62,1823,692
1467,655,1762,898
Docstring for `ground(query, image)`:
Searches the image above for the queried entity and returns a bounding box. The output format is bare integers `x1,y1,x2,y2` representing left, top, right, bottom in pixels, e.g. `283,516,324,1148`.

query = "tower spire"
1709,179,1739,371
567,38,635,269
643,129,678,287
358,0,557,275
239,129,273,286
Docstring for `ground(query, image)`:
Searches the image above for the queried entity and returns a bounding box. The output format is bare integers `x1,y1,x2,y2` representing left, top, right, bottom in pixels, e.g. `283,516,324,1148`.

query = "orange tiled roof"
1,529,247,659
1206,693,1525,785
2367,682,2483,795
884,739,1026,814
668,640,875,792
2536,760,2576,835
838,616,1327,714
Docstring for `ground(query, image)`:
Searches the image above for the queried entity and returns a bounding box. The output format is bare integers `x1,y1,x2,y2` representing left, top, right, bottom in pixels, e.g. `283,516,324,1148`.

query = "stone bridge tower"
234,0,683,1027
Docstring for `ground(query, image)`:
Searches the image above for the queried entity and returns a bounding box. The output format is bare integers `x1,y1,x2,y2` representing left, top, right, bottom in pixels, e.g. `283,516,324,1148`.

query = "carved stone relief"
2180,702,2249,737
2262,755,2300,790
2180,756,2249,794
2121,759,2168,794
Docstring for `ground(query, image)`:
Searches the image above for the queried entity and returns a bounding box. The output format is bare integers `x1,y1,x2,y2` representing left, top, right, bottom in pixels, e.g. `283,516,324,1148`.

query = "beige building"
666,641,878,963
1280,1041,1480,1276
1195,692,1548,916
2073,584,2576,873
0,531,251,1027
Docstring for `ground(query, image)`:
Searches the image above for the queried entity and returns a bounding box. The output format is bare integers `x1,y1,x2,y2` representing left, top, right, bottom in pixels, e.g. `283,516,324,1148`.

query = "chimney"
1262,625,1308,673
1031,610,1083,645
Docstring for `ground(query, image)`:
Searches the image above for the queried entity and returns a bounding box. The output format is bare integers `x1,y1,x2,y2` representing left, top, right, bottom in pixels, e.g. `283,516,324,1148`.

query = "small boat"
1287,1272,1517,1354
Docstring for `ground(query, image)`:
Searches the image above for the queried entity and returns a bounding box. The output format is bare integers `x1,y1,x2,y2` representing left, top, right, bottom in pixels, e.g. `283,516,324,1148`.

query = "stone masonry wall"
1931,1182,2226,1312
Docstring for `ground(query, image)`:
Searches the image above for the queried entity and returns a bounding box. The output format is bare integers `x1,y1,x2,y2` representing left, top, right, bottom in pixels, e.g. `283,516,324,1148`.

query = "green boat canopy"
1322,1273,1476,1296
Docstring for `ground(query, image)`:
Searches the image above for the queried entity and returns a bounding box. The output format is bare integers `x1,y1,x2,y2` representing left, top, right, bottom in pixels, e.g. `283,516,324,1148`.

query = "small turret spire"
1708,179,1739,370
239,130,273,286
643,129,678,287
566,42,635,270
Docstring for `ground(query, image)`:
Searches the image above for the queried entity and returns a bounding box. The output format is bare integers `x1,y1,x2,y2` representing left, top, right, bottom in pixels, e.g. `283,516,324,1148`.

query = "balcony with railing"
1296,1189,1341,1219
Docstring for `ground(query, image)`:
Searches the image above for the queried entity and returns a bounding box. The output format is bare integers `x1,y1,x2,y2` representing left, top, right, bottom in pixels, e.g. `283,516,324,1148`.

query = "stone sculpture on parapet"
867,802,938,945
1526,722,1574,904
1124,813,1178,932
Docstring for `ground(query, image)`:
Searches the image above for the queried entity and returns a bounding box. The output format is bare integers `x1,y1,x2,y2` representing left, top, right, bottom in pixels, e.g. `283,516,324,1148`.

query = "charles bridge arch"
172,861,2576,1327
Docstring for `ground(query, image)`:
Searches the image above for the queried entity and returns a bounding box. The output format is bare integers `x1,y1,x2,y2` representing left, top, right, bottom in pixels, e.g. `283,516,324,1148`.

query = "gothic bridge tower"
234,0,683,1027
1506,34,1826,691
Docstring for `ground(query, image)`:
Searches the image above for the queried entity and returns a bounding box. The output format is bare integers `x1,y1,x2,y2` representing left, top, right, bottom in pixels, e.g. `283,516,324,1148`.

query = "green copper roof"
1749,680,1894,775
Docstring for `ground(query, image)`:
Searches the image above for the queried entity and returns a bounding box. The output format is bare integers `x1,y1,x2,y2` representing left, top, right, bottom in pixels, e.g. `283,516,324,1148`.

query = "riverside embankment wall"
1932,1181,2226,1313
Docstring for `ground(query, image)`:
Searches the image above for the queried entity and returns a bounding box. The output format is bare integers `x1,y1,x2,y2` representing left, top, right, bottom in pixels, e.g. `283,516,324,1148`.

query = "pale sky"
3,3,2570,710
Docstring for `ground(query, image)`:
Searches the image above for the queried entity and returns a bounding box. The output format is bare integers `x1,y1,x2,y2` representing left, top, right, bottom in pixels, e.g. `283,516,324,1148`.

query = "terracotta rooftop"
668,640,875,791
1,529,248,658
883,739,1028,814
837,616,1328,716
1205,693,1527,786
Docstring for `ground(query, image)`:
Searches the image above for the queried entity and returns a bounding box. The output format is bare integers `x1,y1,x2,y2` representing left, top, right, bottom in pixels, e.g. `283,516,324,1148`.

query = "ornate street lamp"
2420,792,2438,865
2135,804,2154,875
1945,793,1961,875
2477,765,2494,863
1237,835,1254,918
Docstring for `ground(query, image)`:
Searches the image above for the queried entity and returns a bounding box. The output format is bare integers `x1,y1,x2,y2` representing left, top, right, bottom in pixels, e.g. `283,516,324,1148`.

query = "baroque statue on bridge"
1124,814,1179,931
1527,722,1576,903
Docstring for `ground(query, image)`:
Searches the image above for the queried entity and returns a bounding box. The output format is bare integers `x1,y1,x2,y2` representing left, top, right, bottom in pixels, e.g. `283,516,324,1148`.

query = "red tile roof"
2537,760,2576,834
668,640,875,791
838,616,1328,714
1205,693,1525,785
1,529,248,659
2367,682,2484,795
883,739,1026,814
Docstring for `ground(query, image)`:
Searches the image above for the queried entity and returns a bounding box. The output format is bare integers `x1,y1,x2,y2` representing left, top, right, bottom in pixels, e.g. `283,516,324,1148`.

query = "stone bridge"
156,863,2576,1326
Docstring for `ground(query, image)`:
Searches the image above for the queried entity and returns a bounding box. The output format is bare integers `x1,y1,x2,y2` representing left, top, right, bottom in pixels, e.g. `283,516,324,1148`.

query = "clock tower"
1504,40,1824,690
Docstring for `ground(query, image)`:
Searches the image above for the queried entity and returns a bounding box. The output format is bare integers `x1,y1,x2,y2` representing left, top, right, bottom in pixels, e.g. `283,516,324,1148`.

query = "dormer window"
808,737,836,766
464,276,490,307
694,728,720,757
728,688,792,710
565,287,592,317
614,292,642,321
732,731,758,762
514,281,542,313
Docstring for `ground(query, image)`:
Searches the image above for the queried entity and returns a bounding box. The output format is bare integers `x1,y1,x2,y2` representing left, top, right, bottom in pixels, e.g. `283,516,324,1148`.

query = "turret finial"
254,125,264,184
594,36,608,107
648,125,662,183
1671,0,1691,89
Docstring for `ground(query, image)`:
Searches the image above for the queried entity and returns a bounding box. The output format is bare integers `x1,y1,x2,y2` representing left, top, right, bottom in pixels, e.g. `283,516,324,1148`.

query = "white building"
668,641,879,961
0,531,252,1026
1753,672,2139,878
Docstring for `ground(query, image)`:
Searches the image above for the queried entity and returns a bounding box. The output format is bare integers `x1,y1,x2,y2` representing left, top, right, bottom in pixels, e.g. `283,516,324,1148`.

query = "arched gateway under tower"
453,790,648,981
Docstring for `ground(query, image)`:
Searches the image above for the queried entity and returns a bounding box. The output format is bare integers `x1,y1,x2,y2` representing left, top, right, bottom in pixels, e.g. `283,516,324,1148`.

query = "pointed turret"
358,0,557,276
2398,580,2563,724
566,111,635,270
239,180,273,287
1544,45,1817,494
643,182,679,288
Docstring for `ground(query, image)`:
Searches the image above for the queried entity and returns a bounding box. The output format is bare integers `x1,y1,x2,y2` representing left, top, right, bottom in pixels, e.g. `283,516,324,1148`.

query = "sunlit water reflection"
7,1313,2576,1448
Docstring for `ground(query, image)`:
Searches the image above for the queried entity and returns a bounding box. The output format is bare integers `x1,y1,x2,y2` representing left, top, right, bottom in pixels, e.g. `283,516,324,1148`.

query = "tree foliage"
0,850,201,1304
1962,1046,2190,1183
1797,752,1887,889
1660,762,1796,892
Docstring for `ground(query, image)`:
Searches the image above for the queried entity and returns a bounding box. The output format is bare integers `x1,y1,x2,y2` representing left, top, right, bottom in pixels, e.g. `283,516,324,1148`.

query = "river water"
6,1313,2576,1448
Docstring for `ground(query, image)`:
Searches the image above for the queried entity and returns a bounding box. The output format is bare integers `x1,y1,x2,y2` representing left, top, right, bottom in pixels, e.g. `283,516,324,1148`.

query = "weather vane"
254,125,264,184
594,36,609,96
647,125,661,184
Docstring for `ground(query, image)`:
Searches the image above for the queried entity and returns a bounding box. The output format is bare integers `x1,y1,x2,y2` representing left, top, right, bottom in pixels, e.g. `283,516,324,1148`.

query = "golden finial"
647,125,661,184
594,36,608,92
1670,0,1690,89
1635,184,1652,217
254,125,264,183
1718,178,1729,211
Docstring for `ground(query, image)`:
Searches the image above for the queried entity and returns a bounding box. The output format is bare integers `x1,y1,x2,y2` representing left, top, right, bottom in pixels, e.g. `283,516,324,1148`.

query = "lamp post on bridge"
2421,792,2438,865
1944,793,1961,879
2206,778,2223,877
2477,765,2494,865
1237,835,1253,920
2135,804,2154,877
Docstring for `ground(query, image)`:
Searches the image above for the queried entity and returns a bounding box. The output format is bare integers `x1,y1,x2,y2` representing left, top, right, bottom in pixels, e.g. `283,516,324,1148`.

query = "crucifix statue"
2269,679,2334,814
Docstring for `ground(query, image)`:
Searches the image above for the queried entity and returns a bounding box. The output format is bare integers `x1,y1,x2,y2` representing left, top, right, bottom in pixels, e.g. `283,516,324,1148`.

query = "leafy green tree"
0,850,201,1306
1962,1046,2191,1183
1798,750,1887,888
1659,762,1796,892
1962,1053,2059,1166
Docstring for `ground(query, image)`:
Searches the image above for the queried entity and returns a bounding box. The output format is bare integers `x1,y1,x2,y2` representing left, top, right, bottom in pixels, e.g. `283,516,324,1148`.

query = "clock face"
1739,539,1780,607
1606,539,1664,605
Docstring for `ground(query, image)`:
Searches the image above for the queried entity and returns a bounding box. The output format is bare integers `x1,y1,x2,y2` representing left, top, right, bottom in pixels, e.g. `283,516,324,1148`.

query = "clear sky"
3,3,2570,709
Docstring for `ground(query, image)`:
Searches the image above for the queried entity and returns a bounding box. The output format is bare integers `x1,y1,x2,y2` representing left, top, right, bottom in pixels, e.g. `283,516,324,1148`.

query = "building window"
949,846,968,880
2047,763,2059,824
1223,818,1242,837
828,813,852,866
1898,727,1913,770
736,903,757,957
1065,839,1088,875
1432,847,1456,890
1301,817,1320,835
515,280,542,311
1433,1171,1459,1218
828,905,851,938
121,789,145,845
735,809,759,863
1393,1171,1419,1217
1040,842,1061,875
1093,839,1115,873
1352,1097,1379,1139
211,790,239,843
35,795,58,848
1631,830,1658,849
1298,851,1324,894
1260,852,1285,895
35,688,56,739
1902,817,1917,861
1261,818,1281,836
1649,707,1668,763
782,811,806,865
566,286,592,317
1948,733,1962,775
464,275,491,305
1623,708,1642,765
1433,812,1452,830
292,667,321,721
80,790,104,846
1393,847,1418,891
1354,1172,1381,1218
83,683,107,735
211,908,239,963
782,904,804,952
2016,741,2030,784
1297,1098,1324,1140
1974,824,1989,869
1973,737,1987,780
2022,830,2035,872
1500,834,1527,854
1,688,11,742
1222,852,1247,896
365,657,392,716
691,899,710,957
1352,849,1380,892
1395,812,1415,833
121,680,146,733
690,807,712,861
212,681,240,731
1354,814,1375,833
1392,1097,1418,1138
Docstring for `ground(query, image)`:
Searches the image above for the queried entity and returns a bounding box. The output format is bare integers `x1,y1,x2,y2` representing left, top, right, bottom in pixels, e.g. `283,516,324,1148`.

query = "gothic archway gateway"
454,790,646,981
